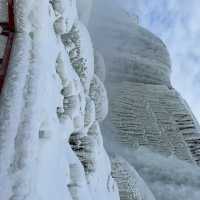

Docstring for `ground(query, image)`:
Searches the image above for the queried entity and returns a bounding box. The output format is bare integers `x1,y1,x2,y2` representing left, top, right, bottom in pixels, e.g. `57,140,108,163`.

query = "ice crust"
0,0,119,200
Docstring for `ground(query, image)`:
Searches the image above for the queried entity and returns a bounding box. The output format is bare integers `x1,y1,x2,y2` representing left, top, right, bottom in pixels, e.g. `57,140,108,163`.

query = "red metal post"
0,0,15,92
8,0,15,32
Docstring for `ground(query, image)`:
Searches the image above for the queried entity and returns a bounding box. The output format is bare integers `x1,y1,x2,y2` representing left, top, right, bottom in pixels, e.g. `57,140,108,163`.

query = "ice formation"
0,0,119,199
1,0,200,200
89,0,200,199
111,155,156,200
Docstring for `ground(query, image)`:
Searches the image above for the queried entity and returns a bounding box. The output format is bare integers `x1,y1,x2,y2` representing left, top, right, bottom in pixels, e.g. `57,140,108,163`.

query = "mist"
117,0,200,123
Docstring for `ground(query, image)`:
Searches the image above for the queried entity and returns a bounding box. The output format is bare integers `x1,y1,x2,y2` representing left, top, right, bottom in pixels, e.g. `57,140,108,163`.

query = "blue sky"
117,0,200,122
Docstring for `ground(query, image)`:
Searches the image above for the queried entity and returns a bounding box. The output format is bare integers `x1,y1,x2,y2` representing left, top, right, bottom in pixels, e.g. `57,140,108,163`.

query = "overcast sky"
117,0,200,122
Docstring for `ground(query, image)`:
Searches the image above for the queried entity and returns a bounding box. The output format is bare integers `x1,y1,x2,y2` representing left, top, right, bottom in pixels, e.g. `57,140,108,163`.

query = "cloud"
117,0,200,122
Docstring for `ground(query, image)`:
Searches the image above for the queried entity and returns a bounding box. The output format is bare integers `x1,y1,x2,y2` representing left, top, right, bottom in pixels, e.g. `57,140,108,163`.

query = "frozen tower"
90,0,200,165
89,0,200,199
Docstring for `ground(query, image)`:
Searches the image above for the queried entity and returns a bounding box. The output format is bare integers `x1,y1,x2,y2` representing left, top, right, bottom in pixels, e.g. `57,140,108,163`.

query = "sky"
117,0,200,123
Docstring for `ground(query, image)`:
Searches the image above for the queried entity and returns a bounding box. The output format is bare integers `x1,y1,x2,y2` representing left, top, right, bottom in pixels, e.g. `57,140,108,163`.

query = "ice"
89,75,108,122
112,155,156,200
89,0,200,199
2,0,199,199
130,148,200,200
0,0,120,199
0,0,8,22
94,50,106,82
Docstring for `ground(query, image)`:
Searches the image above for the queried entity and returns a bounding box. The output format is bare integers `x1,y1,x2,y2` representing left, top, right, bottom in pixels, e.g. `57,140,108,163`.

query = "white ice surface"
0,0,119,200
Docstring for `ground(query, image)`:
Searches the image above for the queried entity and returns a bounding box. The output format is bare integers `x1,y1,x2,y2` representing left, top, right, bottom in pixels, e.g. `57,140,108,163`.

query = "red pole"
8,0,15,32
0,0,15,92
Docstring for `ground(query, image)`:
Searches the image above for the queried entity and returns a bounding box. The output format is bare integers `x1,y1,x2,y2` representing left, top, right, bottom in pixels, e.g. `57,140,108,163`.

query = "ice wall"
89,0,200,199
1,0,200,199
0,0,119,200
89,0,200,164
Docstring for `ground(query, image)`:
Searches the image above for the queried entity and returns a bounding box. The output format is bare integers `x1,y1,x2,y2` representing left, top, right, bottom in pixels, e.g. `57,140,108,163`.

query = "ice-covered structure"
89,0,200,199
0,0,119,200
90,0,200,163
1,0,200,199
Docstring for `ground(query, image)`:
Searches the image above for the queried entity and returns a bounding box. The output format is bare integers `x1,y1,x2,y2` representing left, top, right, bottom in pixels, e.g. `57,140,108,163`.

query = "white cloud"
117,0,200,122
